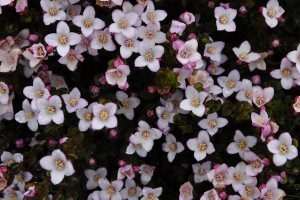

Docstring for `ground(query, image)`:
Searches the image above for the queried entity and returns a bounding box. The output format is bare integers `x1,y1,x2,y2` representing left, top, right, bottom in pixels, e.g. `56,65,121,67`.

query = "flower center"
147,193,156,200
238,140,247,149
128,187,137,196
146,31,155,40
85,113,93,121
37,47,45,57
67,54,77,62
47,105,56,114
245,186,254,196
161,111,169,119
69,98,77,107
245,90,253,98
180,49,191,59
7,159,15,166
99,110,108,121
264,191,273,199
69,7,78,16
207,47,215,54
118,18,128,29
279,144,289,154
282,68,291,77
233,172,242,182
98,33,108,44
209,120,217,128
239,52,248,60
84,18,93,28
113,70,122,79
226,80,235,89
147,12,156,22
35,89,44,98
251,160,261,168
219,15,228,24
134,143,142,149
15,174,24,182
107,186,116,196
122,101,129,109
198,143,207,151
124,39,134,48
93,174,101,181
169,143,177,151
142,130,150,139
198,168,206,175
10,193,17,200
54,159,65,170
208,191,215,200
267,9,276,18
26,112,35,120
49,7,58,16
215,172,225,182
256,97,265,106
7,56,15,65
191,98,201,107
145,52,154,62
59,35,68,45
0,85,6,94
172,100,180,109
257,117,265,124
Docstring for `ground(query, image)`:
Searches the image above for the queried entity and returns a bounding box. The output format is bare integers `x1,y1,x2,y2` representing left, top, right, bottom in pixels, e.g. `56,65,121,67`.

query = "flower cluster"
0,0,299,199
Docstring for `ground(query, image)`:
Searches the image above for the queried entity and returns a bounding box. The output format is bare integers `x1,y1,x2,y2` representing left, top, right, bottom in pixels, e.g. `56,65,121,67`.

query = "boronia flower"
232,41,260,63
122,1,144,27
1,151,23,165
270,57,300,90
72,6,105,37
207,163,232,188
262,0,285,28
126,134,148,157
39,149,75,185
134,42,164,72
105,64,130,88
15,99,39,132
248,52,268,71
12,171,33,192
227,130,257,157
192,161,211,183
156,102,175,129
40,0,66,25
120,179,142,200
162,134,184,162
58,49,84,71
62,87,88,113
91,28,116,51
287,43,300,72
180,85,208,117
36,95,64,125
241,151,264,176
115,33,139,59
217,69,241,98
198,112,228,136
84,167,107,190
45,21,81,57
0,48,22,72
115,91,140,120
92,102,118,130
239,183,260,200
138,23,166,46
141,0,167,29
76,103,97,132
214,6,237,32
267,132,298,166
236,79,253,105
260,178,286,200
204,41,225,62
252,86,274,108
179,181,193,200
200,189,221,200
251,109,270,128
187,130,215,161
176,39,201,65
23,77,50,104
141,187,162,200
75,35,98,56
99,179,123,200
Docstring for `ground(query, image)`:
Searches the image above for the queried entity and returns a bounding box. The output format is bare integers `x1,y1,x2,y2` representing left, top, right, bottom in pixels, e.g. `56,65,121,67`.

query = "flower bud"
251,75,261,85
239,6,247,14
28,34,39,42
16,139,24,148
272,39,280,48
180,12,196,25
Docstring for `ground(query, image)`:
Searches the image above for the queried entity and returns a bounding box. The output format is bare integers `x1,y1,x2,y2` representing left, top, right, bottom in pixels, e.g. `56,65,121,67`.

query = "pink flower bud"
119,82,129,91
180,12,196,25
118,160,126,167
113,58,124,67
259,6,264,13
170,20,186,36
280,171,287,179
147,86,156,94
207,1,215,9
172,39,184,51
133,165,140,172
213,163,220,169
147,109,154,117
16,139,24,148
109,129,118,139
90,85,100,95
278,16,285,23
28,34,38,42
24,186,36,197
48,140,57,147
239,6,247,14
188,33,197,40
46,45,54,54
251,75,261,85
262,158,270,166
272,39,280,48
98,75,107,85
220,3,230,9
59,137,69,144
268,50,274,56
220,191,228,200
259,184,266,191
0,167,7,173
170,33,178,42
88,158,96,166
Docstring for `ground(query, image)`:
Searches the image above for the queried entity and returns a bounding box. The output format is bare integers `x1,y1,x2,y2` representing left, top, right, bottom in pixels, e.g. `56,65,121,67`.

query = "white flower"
232,41,260,63
115,33,139,59
72,6,105,37
162,134,184,162
217,69,241,98
15,99,39,132
239,184,260,200
138,23,166,46
132,120,162,152
141,0,167,29
214,6,237,32
122,1,144,26
134,42,164,72
99,179,123,200
1,151,23,165
260,178,286,200
40,0,66,25
192,161,211,183
287,43,300,72
207,163,232,188
58,49,84,71
120,179,142,200
262,0,285,28
2,187,24,200
105,64,130,88
12,171,33,192
45,21,81,57
85,167,107,190
200,189,220,200
115,91,140,120
156,102,175,129
88,191,101,200
248,52,268,71
0,82,9,105
92,102,118,130
75,35,98,56
50,74,68,89
39,149,75,185
141,187,162,200
91,28,116,51
228,162,257,192
198,112,228,136
270,58,300,90
109,9,138,38
236,79,253,104
227,130,257,157
252,86,274,108
160,90,188,114
139,164,155,185
23,77,50,104
180,86,208,117
241,151,264,176
267,132,298,166
0,48,21,72
126,135,148,157
187,130,215,161
62,87,88,113
36,95,64,125
76,103,97,132
176,39,201,65
204,41,225,62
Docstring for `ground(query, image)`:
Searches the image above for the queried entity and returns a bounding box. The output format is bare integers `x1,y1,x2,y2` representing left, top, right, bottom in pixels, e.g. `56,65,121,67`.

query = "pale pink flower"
99,179,123,200
75,35,98,56
177,39,201,65
214,6,237,32
170,20,186,36
192,161,211,183
252,86,274,108
207,163,232,188
162,133,184,162
251,109,270,128
260,178,286,200
115,33,139,59
84,167,107,190
91,28,116,51
233,41,260,63
204,41,225,62
241,151,264,176
58,49,84,71
198,112,228,136
179,182,193,200
141,0,167,29
200,189,221,200
236,79,253,104
217,69,241,98
262,0,285,28
227,130,257,157
141,187,162,200
180,12,195,25
0,48,22,72
62,87,88,113
92,102,118,130
40,0,66,25
139,23,166,46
